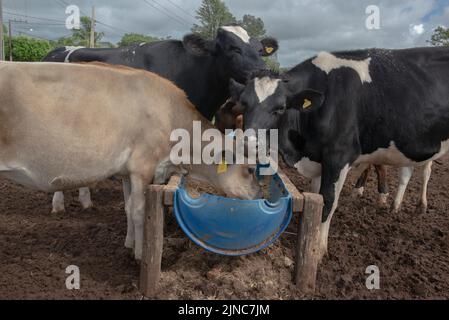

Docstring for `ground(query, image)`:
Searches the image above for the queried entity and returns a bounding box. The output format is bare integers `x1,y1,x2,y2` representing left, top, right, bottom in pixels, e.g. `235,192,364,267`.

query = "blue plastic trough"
173,166,293,256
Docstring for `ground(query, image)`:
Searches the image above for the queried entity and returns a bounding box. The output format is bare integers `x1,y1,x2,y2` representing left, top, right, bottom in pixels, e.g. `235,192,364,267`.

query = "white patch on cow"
254,77,281,103
355,140,449,167
319,164,350,257
312,51,372,84
52,191,65,213
393,166,414,212
294,157,322,179
139,42,146,47
221,26,251,44
353,186,365,197
78,187,93,210
64,46,84,63
311,176,321,193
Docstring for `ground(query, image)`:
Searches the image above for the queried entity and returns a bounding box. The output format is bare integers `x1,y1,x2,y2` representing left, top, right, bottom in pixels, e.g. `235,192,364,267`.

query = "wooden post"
140,185,165,297
8,19,12,61
0,0,4,61
295,192,324,294
89,6,95,48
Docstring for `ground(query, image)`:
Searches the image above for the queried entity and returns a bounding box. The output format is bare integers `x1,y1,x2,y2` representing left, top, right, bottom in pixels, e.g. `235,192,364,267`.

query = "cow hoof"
378,193,389,206
391,207,401,214
352,187,364,198
417,203,427,215
134,248,142,261
125,237,135,250
81,202,94,211
51,207,65,214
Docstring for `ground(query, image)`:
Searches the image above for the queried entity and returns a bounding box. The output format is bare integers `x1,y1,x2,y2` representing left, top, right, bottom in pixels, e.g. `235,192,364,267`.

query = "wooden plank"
140,185,165,298
163,175,181,206
295,192,324,294
278,170,304,213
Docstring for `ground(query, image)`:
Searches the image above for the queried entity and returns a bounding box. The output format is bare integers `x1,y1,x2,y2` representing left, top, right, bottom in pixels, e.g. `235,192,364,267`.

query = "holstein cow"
230,47,449,258
43,25,278,214
215,99,390,204
0,61,261,259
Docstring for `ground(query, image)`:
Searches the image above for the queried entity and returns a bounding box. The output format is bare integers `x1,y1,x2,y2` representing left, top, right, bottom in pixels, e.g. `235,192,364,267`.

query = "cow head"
229,71,325,166
183,25,279,83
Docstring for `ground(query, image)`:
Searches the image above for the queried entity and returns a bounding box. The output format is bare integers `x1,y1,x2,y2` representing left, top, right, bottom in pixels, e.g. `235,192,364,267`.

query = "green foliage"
118,33,161,47
50,36,77,48
428,26,449,46
239,14,266,38
191,0,237,39
49,16,105,49
71,16,105,47
5,36,52,61
263,56,281,72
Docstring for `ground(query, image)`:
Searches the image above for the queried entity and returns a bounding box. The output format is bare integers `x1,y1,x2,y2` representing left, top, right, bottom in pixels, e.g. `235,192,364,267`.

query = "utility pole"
89,6,95,48
0,0,4,61
8,19,12,61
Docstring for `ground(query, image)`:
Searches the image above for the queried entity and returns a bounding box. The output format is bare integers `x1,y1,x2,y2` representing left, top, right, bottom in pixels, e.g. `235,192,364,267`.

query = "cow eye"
230,46,242,54
272,106,286,116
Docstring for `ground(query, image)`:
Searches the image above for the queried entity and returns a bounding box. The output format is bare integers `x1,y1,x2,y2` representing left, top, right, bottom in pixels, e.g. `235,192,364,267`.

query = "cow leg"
129,174,150,260
418,161,432,214
78,187,93,210
319,163,351,260
122,177,134,249
51,191,65,214
353,164,370,197
311,176,321,194
374,165,389,205
392,167,414,213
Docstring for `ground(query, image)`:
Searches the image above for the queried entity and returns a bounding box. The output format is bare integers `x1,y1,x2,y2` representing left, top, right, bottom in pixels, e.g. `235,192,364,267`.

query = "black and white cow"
230,47,449,257
43,25,278,213
43,25,278,120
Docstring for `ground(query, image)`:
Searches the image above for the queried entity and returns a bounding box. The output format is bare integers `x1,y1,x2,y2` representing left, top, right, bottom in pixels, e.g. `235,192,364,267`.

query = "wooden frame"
140,172,324,297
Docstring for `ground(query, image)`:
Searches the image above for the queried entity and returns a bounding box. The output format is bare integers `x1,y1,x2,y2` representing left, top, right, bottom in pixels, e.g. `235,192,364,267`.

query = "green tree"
191,0,237,39
263,57,280,72
239,14,266,38
428,26,449,46
118,33,161,47
5,36,52,61
72,16,105,47
50,36,77,48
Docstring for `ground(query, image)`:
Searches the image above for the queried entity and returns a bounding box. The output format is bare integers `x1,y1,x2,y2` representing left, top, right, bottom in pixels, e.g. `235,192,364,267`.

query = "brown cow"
0,61,261,259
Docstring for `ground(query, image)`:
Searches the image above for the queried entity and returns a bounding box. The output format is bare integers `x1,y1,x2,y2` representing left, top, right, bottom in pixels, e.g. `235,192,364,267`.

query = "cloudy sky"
3,0,449,67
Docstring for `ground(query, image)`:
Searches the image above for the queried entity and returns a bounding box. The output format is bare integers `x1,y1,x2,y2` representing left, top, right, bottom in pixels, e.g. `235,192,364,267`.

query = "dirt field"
1,156,449,300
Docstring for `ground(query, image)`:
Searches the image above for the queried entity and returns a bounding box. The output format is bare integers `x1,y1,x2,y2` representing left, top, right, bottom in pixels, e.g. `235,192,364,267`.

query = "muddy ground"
1,156,449,300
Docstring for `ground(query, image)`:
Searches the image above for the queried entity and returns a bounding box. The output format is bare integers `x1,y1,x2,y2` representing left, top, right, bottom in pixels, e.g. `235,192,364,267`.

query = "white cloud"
410,23,425,36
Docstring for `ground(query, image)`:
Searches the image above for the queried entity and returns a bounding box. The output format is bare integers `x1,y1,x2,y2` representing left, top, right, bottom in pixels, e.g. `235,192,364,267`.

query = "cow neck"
201,57,231,120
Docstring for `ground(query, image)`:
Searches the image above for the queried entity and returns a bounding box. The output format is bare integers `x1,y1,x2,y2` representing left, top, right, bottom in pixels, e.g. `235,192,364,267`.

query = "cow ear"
183,34,215,56
229,79,246,101
260,37,279,57
288,89,324,113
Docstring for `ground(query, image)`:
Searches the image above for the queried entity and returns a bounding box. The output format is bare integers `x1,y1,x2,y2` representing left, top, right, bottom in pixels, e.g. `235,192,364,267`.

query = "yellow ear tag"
265,47,274,54
217,160,228,174
303,99,312,109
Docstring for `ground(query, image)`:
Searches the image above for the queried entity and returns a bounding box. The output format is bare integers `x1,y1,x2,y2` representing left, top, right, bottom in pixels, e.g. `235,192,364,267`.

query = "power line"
4,11,66,23
141,0,189,27
151,0,194,25
52,0,66,10
166,0,197,20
